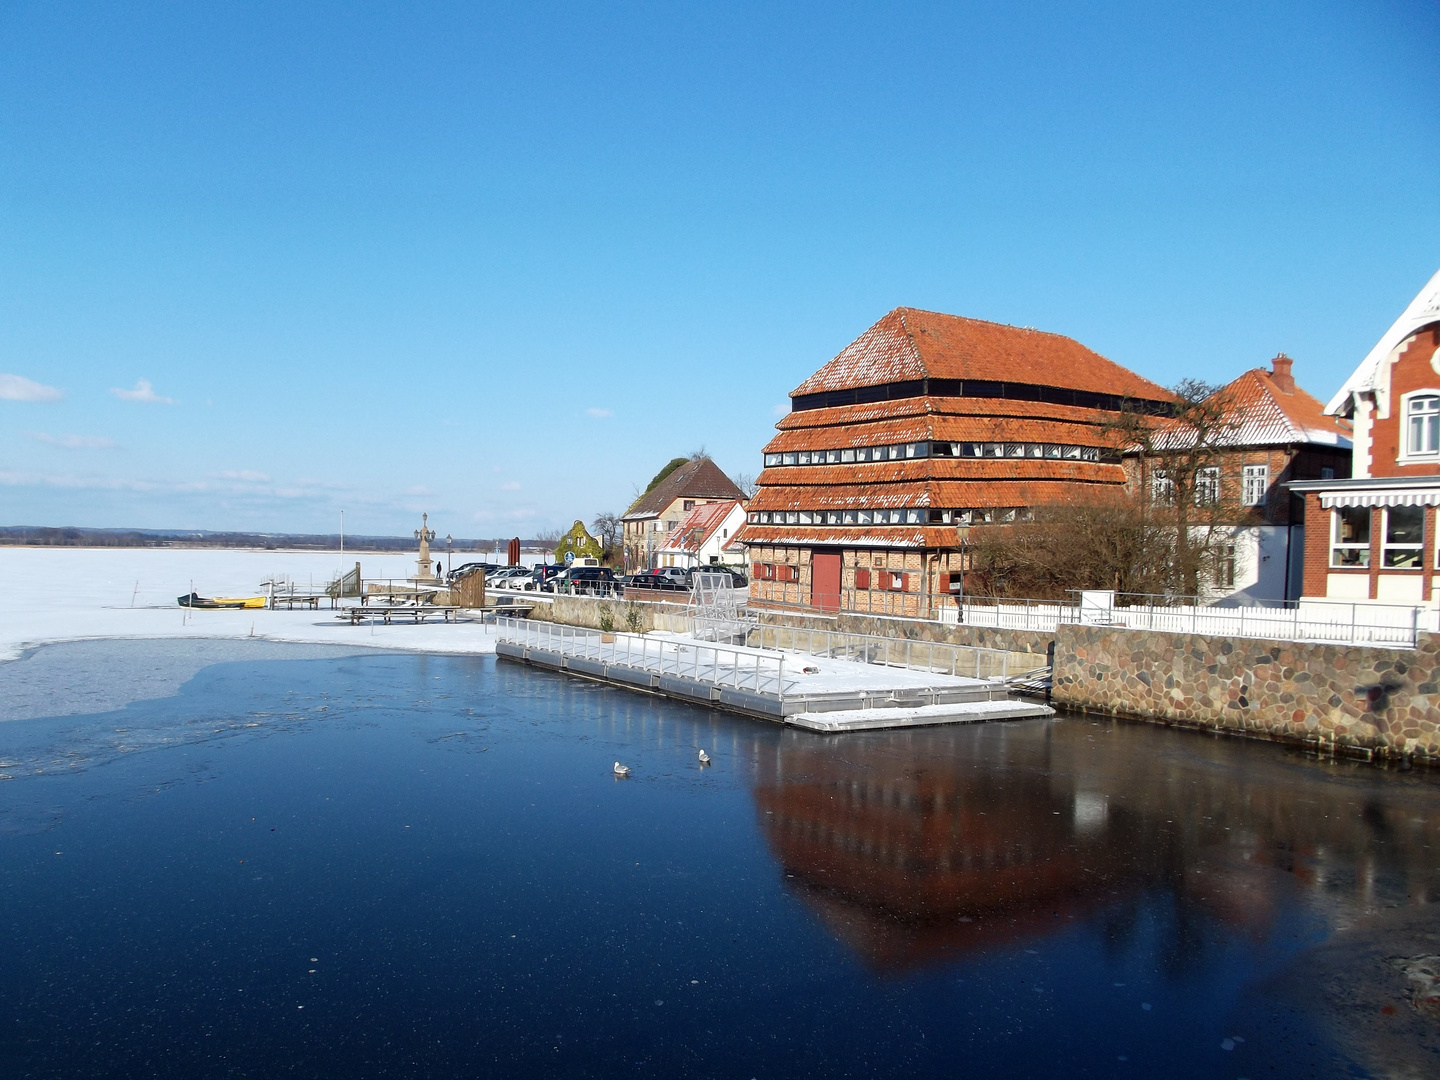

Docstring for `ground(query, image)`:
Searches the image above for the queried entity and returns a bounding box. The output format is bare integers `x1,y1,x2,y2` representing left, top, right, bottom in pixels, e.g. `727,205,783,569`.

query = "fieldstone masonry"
1053,625,1440,761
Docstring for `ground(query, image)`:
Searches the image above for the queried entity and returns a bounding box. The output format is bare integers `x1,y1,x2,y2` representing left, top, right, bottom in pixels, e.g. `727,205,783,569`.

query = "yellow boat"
179,593,267,609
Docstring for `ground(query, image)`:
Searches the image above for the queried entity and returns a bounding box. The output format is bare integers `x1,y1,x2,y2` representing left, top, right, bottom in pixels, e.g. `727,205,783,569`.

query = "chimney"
1270,353,1295,394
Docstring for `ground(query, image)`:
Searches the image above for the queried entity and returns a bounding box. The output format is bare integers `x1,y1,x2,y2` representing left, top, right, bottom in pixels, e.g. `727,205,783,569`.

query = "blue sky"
2,1,1437,538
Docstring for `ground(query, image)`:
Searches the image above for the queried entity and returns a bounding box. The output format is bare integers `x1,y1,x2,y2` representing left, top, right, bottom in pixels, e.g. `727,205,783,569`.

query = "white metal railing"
757,589,1424,648
1071,599,1421,647
749,623,1013,680
495,616,800,700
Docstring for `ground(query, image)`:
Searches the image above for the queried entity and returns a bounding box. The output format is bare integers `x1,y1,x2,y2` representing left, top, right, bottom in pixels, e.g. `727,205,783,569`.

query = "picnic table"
270,593,327,610
339,605,461,625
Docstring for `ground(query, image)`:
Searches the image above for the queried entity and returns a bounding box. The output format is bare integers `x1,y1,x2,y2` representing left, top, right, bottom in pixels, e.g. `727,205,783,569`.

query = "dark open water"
1,643,1438,1078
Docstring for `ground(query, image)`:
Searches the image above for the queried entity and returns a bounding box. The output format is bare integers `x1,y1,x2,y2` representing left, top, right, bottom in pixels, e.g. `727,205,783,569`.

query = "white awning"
1319,489,1440,508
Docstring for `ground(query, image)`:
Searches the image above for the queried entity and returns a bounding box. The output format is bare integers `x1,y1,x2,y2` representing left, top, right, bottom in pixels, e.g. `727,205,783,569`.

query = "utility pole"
340,509,345,555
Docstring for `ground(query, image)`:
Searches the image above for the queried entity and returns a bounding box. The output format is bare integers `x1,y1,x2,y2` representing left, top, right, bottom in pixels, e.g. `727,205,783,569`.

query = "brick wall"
1302,492,1329,596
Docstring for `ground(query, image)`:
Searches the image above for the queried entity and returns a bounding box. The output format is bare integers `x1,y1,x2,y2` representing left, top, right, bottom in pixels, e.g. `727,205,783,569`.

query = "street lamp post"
340,509,345,555
446,534,453,575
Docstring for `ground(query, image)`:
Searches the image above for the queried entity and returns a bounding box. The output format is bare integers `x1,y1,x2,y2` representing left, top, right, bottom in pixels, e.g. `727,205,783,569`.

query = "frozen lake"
0,545,502,662
1,639,1438,1078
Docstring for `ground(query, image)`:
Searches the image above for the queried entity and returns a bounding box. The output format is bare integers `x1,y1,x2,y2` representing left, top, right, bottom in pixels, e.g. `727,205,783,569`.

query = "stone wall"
524,593,693,634
1052,624,1440,761
753,606,1055,660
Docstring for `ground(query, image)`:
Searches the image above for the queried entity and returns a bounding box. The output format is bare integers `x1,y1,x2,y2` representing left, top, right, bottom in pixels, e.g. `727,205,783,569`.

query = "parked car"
552,566,616,596
448,561,499,583
487,567,529,589
526,564,566,591
624,569,689,593
686,565,748,588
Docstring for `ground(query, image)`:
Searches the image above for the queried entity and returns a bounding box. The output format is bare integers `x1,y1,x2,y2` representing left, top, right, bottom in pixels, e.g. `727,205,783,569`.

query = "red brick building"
1128,355,1351,601
737,307,1172,615
1292,268,1440,608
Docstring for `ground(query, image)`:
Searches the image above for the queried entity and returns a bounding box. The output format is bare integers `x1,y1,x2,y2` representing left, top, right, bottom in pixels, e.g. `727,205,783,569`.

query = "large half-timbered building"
737,307,1173,615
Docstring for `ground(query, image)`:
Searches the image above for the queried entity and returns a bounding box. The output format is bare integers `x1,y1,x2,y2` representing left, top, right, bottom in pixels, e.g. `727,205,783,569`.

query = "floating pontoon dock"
494,617,1052,732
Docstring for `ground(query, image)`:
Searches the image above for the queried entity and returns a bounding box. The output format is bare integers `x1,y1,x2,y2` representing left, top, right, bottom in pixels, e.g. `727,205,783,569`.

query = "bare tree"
731,471,758,498
592,511,621,561
966,498,1179,601
534,528,563,545
688,445,709,461
1107,379,1241,597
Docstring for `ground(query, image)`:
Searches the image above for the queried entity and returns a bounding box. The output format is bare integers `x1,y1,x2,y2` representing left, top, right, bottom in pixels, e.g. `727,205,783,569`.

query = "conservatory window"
1383,506,1424,568
1331,506,1370,567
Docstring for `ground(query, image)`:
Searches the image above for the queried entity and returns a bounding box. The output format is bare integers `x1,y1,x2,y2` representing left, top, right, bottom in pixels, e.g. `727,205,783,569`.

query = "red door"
811,552,841,613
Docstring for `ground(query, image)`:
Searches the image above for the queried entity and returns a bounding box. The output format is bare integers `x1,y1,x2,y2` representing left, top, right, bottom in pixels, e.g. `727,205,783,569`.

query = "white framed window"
1151,469,1173,504
1406,395,1440,458
1331,506,1370,568
1242,464,1269,506
1195,467,1221,506
1217,544,1236,589
1383,506,1424,568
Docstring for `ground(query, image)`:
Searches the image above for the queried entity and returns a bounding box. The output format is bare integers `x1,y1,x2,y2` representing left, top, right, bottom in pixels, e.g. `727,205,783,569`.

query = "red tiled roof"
656,500,742,554
765,415,1114,453
623,457,746,520
1214,363,1351,447
1142,359,1352,452
776,396,1135,430
756,460,1123,487
792,308,1173,401
747,477,1121,511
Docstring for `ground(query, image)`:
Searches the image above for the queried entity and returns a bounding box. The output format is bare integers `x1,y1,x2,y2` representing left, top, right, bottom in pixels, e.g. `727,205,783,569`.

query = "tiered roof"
792,307,1173,400
739,308,1161,549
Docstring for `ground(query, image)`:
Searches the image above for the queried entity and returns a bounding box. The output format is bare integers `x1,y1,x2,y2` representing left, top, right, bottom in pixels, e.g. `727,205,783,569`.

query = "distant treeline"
0,526,530,551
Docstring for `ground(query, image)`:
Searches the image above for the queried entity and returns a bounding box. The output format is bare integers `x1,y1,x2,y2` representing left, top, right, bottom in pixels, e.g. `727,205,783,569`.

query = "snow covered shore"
0,546,500,663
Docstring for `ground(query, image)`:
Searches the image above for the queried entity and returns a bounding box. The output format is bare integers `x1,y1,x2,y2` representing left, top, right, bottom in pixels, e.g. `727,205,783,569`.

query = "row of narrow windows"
748,507,1030,526
764,441,1113,467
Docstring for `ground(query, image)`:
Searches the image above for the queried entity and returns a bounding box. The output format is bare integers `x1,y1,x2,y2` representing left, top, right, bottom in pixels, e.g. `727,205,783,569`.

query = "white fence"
933,594,1425,648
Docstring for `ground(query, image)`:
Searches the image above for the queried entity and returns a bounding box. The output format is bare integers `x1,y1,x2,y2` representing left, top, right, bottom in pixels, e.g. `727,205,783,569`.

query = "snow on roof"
623,458,745,520
791,307,1173,403
1142,358,1351,451
656,499,743,554
1326,268,1440,416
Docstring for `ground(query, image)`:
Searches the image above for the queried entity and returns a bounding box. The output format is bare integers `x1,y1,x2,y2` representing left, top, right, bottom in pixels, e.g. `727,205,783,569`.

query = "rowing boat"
178,593,267,609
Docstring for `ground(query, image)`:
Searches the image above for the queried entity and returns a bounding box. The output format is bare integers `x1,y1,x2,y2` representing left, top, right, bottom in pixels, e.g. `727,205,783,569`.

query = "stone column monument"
414,512,437,581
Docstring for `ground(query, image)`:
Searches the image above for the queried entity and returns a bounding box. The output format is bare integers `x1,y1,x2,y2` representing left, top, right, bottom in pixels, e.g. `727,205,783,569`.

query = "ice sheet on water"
0,638,372,722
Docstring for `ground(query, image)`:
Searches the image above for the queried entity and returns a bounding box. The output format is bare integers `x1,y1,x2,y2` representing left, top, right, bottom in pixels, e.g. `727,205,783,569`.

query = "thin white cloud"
28,432,119,450
111,379,176,405
772,402,789,417
217,470,270,482
0,374,63,402
585,407,613,418
500,481,522,491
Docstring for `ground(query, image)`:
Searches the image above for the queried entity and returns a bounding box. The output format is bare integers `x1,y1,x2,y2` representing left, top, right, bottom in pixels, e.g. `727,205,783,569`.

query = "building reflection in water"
751,719,1440,974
